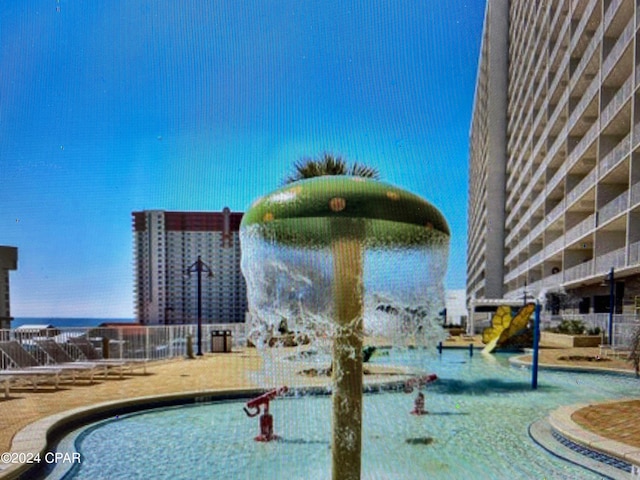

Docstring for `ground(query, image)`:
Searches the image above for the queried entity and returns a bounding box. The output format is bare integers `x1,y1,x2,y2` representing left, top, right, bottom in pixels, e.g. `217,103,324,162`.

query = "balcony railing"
567,120,599,168
566,168,596,206
564,259,594,282
544,235,565,257
601,17,634,79
629,240,640,265
570,24,602,91
631,181,640,207
571,0,598,52
565,213,596,245
604,0,624,29
598,190,628,226
568,74,600,131
547,198,566,224
599,133,630,178
595,246,626,274
600,74,632,128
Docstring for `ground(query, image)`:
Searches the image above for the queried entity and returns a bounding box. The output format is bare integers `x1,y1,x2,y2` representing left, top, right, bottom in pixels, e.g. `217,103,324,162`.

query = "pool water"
61,350,639,479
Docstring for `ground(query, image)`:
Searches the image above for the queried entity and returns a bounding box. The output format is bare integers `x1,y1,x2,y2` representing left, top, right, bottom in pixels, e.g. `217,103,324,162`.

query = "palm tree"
283,153,380,184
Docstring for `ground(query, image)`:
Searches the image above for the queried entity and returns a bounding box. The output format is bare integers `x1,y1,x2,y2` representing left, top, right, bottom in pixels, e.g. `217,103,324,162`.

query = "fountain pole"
241,177,451,480
330,219,365,480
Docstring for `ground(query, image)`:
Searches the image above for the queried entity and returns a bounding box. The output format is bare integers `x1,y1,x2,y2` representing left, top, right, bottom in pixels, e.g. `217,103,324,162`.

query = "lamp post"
607,267,615,346
186,255,213,356
523,279,528,306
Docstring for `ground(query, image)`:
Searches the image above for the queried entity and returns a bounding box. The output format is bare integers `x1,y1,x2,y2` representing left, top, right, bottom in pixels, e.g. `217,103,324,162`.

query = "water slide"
481,303,535,354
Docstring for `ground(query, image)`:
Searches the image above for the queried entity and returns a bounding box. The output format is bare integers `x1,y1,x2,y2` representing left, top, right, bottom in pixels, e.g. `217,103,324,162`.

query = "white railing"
602,17,634,79
568,74,600,132
570,23,602,90
604,0,624,28
566,168,596,206
547,198,566,224
630,181,640,206
542,314,639,346
599,133,630,178
628,240,640,265
564,259,594,282
600,74,632,128
0,323,247,367
565,214,596,245
567,121,599,168
544,271,563,288
571,0,598,52
598,190,628,225
544,235,565,257
595,246,626,274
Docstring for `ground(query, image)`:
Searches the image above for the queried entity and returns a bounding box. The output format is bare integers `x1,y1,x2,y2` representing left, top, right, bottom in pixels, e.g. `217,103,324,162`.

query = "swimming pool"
58,350,639,479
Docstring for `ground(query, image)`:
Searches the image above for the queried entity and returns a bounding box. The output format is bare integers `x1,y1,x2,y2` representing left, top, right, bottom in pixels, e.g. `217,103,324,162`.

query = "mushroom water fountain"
240,176,450,480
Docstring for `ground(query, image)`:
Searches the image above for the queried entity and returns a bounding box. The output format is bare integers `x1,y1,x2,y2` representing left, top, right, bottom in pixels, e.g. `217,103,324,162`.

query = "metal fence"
0,323,247,369
541,313,639,348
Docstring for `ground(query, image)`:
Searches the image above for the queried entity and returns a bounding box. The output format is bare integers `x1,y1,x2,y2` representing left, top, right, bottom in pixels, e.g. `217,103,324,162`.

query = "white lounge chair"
0,341,90,385
69,337,148,375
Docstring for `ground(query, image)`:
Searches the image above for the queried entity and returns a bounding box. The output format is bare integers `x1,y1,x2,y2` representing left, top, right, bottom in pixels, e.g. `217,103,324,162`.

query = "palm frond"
283,153,379,184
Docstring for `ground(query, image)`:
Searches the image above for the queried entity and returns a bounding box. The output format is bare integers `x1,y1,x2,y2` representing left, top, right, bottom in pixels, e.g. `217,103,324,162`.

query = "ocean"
10,318,136,329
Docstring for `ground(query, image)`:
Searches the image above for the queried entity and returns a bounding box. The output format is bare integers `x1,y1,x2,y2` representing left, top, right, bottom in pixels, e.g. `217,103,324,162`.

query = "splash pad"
240,176,450,480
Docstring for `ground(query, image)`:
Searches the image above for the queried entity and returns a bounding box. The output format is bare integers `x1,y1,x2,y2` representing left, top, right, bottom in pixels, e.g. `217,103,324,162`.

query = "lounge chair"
0,370,61,396
0,342,63,394
35,339,113,379
0,341,92,385
69,337,148,375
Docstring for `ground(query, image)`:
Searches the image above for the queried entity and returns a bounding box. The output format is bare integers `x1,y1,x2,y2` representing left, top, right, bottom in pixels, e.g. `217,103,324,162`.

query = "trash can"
211,330,232,353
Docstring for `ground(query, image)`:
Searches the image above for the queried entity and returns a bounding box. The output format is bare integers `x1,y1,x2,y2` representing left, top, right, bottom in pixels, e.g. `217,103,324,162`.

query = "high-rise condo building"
0,246,17,330
468,0,640,315
132,209,247,325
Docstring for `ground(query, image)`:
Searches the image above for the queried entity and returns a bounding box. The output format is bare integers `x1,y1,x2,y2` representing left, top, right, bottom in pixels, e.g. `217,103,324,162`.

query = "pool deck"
0,340,638,478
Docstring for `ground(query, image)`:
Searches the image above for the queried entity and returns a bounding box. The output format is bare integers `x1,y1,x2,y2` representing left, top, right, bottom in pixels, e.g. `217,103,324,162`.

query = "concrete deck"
0,342,638,478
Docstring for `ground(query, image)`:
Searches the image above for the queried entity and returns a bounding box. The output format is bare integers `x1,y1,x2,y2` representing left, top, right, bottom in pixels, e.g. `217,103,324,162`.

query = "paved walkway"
0,342,638,478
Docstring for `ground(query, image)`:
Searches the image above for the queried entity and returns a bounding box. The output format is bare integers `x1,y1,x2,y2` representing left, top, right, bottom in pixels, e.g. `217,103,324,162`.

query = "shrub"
555,319,586,335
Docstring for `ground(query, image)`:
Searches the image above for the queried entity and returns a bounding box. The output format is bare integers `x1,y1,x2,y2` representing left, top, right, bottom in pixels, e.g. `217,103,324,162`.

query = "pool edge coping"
510,354,640,473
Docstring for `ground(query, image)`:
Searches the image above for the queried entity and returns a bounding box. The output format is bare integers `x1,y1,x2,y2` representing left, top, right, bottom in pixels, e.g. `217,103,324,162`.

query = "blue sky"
1,0,486,318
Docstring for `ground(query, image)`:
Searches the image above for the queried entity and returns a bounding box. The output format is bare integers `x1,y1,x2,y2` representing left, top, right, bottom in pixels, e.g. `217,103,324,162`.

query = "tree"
283,153,380,184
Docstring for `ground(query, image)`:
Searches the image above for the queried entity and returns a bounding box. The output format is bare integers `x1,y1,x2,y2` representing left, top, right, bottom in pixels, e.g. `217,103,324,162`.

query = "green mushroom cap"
241,176,450,247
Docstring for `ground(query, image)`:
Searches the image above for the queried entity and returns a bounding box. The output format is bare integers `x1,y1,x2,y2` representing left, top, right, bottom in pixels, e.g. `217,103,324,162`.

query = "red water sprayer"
243,386,288,441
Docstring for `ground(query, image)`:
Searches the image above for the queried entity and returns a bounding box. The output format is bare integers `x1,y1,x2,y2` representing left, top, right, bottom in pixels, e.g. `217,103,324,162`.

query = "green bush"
555,319,586,335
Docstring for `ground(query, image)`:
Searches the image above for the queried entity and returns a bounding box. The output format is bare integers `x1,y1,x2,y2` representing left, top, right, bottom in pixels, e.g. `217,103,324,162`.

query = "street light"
186,255,214,356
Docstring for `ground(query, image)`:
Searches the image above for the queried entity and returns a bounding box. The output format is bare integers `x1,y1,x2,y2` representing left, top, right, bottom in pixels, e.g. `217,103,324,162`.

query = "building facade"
468,0,640,316
0,246,17,330
132,209,247,325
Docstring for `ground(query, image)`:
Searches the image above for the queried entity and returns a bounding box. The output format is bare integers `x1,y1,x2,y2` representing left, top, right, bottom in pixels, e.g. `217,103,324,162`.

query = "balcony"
547,198,566,224
544,235,565,257
595,246,626,274
570,24,602,91
599,133,630,179
568,75,600,132
598,190,628,226
600,74,632,129
629,240,640,265
566,169,596,206
565,213,596,245
567,121,599,167
606,0,626,28
570,0,598,53
564,259,594,282
631,181,640,206
601,17,633,79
